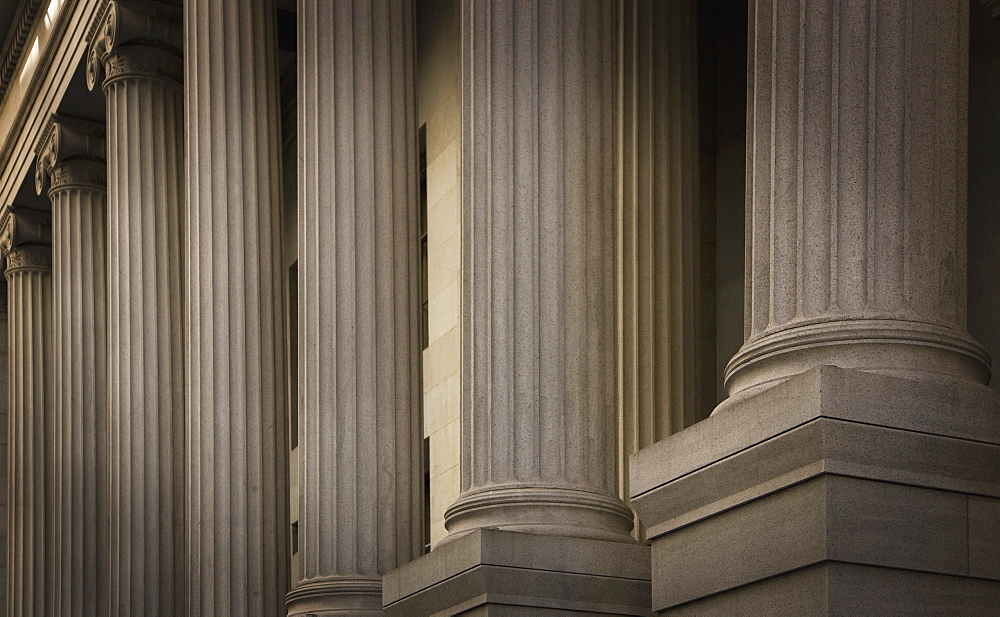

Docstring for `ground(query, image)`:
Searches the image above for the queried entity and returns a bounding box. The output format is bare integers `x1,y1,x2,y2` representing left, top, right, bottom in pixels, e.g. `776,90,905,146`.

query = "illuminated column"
1,206,52,617
724,0,988,402
286,2,422,615
184,0,289,613
87,1,185,612
35,118,108,617
444,0,633,544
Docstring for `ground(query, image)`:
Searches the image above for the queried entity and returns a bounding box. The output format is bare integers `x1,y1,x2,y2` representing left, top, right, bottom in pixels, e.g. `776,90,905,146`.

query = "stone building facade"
0,0,997,615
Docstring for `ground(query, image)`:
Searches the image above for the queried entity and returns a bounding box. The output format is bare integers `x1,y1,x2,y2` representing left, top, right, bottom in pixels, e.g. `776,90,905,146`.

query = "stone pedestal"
631,367,1000,614
184,0,289,613
87,2,185,613
286,1,422,615
35,117,108,617
385,1,649,613
384,528,651,617
630,2,1000,613
1,206,52,617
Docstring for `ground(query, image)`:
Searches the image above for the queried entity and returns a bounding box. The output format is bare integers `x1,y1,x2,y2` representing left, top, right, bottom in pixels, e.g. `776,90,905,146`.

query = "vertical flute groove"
287,2,421,614
725,0,987,400
184,0,289,613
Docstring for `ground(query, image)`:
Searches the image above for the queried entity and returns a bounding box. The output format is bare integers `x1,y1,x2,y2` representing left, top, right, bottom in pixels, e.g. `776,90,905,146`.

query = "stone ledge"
383,528,651,616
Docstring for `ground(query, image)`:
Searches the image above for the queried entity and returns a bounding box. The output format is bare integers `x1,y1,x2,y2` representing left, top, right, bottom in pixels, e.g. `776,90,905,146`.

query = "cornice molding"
0,205,51,273
87,0,181,89
0,0,44,106
35,115,106,195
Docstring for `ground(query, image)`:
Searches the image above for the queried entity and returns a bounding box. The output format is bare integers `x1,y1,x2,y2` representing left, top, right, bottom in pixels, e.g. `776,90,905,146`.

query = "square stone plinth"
630,366,1000,615
382,528,652,616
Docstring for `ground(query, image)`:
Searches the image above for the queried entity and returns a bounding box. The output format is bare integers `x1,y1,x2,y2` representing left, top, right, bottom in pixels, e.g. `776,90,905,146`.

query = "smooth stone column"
1,206,52,617
184,0,289,614
724,0,989,403
35,118,108,617
444,0,633,544
619,0,703,532
87,1,185,613
286,2,422,615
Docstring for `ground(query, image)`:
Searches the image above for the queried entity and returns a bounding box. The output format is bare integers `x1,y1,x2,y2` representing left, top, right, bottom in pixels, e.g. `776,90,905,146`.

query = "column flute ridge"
184,0,289,614
35,117,109,617
287,2,422,614
1,205,52,617
723,0,988,402
445,0,633,545
87,1,185,614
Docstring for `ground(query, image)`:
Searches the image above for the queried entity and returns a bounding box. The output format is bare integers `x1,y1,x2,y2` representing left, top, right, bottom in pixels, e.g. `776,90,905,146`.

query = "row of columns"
1,0,986,614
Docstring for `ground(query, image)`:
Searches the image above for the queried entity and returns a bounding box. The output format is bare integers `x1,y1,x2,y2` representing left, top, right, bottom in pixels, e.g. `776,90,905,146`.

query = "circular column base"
442,484,637,546
285,576,383,616
723,318,991,406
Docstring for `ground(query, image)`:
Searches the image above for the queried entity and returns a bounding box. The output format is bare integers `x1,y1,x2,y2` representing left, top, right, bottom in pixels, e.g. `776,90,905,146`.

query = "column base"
382,528,652,616
630,365,1000,615
286,576,383,616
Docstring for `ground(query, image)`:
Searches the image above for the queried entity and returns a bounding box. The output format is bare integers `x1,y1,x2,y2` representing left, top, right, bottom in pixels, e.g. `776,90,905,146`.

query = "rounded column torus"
725,0,989,404
444,0,634,544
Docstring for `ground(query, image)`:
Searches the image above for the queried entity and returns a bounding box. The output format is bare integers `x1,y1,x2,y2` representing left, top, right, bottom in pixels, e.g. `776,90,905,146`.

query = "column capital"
35,115,107,195
87,0,182,90
0,206,52,274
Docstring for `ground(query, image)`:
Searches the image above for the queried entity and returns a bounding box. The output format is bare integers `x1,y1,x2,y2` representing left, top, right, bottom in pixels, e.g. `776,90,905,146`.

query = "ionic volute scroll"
34,115,107,196
87,0,183,90
0,206,52,274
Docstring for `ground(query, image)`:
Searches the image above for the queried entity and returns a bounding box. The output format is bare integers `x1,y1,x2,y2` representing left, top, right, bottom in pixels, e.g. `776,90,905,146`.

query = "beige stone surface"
618,0,704,541
0,205,51,617
415,0,463,549
87,2,185,612
445,0,632,546
287,1,423,614
183,0,289,613
36,117,109,617
726,0,989,402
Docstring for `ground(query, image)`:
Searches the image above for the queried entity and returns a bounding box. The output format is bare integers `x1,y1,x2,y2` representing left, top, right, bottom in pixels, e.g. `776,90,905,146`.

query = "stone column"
87,1,185,613
184,0,289,614
444,0,632,545
723,0,989,402
285,1,422,615
1,206,52,617
0,281,7,617
629,3,1000,613
618,0,702,530
34,118,108,617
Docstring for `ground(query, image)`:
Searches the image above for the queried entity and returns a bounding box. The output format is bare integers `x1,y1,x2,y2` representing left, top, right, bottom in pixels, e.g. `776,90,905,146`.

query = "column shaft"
619,0,702,520
0,282,7,617
88,2,185,612
1,208,52,617
287,1,422,614
35,119,109,617
184,0,289,613
726,0,988,400
445,0,633,543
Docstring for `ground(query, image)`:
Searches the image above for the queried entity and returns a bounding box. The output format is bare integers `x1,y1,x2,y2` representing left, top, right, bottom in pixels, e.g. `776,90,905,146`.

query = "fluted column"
1,206,52,617
0,282,7,617
444,0,632,543
286,2,422,615
184,0,289,614
87,1,185,613
724,0,988,402
34,118,108,617
619,0,701,525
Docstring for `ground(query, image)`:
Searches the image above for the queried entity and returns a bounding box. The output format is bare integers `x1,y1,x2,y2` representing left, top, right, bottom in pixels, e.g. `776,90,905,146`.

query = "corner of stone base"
383,527,652,616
